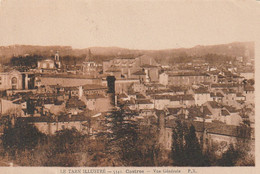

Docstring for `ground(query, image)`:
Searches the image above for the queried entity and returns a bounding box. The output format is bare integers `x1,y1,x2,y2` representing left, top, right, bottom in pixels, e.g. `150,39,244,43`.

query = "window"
11,77,18,90
42,63,47,68
11,77,17,84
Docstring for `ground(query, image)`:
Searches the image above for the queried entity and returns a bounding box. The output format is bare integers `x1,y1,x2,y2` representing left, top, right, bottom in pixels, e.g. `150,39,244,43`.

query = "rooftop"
136,99,153,104
83,84,107,90
132,70,146,76
194,87,209,94
207,101,222,109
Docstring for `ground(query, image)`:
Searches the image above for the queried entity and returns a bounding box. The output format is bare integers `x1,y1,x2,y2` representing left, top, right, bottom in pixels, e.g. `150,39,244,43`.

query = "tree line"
0,105,254,166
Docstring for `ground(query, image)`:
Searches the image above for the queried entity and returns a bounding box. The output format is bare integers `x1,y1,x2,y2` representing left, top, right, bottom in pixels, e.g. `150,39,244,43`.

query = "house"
169,96,182,108
0,98,24,116
131,70,146,82
210,91,224,103
168,72,210,86
82,84,107,96
236,93,246,101
147,89,175,96
159,72,168,86
186,106,212,122
129,82,146,93
169,86,186,95
220,106,242,126
210,83,240,92
37,74,102,87
66,97,86,115
117,93,130,102
193,87,212,106
243,85,254,104
180,94,195,106
81,94,112,112
103,57,138,79
222,89,238,106
136,99,154,110
82,61,98,77
0,69,23,90
205,101,222,121
140,64,159,82
160,118,251,153
239,70,254,80
37,59,56,70
16,115,91,135
153,95,171,110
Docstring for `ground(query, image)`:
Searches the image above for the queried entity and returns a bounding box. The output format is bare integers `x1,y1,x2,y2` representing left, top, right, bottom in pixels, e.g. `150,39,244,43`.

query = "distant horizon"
0,40,255,51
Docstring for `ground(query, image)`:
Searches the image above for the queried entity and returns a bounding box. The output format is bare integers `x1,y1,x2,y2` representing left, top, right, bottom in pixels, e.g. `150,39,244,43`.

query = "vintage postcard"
0,0,259,173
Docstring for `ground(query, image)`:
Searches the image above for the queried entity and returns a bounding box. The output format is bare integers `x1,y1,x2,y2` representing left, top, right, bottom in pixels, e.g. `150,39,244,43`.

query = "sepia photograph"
0,0,259,172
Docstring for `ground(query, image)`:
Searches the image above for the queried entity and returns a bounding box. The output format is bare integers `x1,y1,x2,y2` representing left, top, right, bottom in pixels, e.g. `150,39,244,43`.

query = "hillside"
0,42,254,64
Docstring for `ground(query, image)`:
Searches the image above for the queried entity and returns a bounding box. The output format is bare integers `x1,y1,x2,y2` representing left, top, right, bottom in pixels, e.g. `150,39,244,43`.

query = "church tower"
86,49,92,61
54,51,61,68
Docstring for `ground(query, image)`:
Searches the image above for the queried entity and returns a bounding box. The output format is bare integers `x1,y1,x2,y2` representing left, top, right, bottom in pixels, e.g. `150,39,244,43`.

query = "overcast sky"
0,0,259,50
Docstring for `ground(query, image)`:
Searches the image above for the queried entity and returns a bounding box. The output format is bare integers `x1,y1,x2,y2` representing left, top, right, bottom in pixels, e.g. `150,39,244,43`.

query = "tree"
43,128,85,166
184,125,209,166
135,124,161,166
99,104,139,166
171,120,188,166
2,121,46,157
171,120,209,166
217,144,240,166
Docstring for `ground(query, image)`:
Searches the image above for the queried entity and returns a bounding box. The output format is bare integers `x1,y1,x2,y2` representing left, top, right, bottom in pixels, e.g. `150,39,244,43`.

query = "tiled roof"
118,93,128,99
194,87,209,94
166,120,250,138
105,67,121,72
244,85,254,91
66,97,86,108
211,83,239,88
169,72,207,77
207,101,222,109
86,94,105,99
83,84,107,90
169,86,186,92
221,109,230,116
210,92,224,97
153,95,170,100
236,93,245,97
141,64,158,68
132,70,146,75
203,106,212,116
136,99,153,104
224,106,238,113
136,93,146,99
64,86,79,91
167,107,182,115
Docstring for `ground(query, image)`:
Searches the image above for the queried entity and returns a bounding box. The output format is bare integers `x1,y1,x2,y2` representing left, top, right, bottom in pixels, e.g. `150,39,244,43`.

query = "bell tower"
55,51,59,61
54,51,61,68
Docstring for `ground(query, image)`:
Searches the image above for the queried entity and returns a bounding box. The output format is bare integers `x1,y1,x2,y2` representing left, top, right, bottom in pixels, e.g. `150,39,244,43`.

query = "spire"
86,49,92,61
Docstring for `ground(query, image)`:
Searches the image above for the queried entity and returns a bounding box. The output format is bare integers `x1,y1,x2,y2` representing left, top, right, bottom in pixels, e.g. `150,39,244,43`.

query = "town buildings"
0,50,255,161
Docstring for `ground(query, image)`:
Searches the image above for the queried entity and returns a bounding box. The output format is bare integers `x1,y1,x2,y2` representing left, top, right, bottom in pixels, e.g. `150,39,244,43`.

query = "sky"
0,0,259,50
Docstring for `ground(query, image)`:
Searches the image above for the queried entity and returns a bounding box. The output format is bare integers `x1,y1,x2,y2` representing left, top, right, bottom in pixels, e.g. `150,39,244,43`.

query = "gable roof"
194,87,209,94
207,101,222,109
